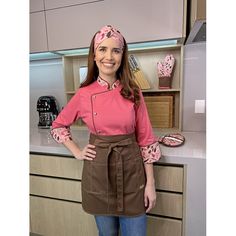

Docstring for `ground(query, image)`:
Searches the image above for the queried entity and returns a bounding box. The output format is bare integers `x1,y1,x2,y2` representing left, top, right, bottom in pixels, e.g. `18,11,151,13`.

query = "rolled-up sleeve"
135,91,161,163
51,90,82,143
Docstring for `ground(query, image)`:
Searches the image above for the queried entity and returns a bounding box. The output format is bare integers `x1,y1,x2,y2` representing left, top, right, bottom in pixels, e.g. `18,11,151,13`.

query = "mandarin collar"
97,77,120,90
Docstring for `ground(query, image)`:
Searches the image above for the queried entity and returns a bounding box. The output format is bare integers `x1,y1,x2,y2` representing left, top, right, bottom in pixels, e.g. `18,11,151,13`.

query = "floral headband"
94,25,124,51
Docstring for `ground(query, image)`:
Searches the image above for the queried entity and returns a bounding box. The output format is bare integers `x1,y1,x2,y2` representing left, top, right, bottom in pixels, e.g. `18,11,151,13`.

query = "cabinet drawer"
30,196,97,236
150,192,183,218
30,154,83,180
147,216,182,236
30,176,182,218
154,165,184,192
30,175,82,202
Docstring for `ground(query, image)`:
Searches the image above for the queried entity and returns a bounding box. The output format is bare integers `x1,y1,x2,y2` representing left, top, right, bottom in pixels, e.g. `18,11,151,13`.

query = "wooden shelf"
65,88,181,95
142,88,181,93
65,91,76,94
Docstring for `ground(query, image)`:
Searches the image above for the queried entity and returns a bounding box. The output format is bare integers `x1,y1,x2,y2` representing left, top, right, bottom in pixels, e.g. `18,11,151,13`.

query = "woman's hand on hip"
144,183,156,213
75,144,96,161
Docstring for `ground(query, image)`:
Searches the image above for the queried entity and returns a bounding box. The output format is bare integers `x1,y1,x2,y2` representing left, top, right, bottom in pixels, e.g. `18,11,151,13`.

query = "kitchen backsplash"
30,58,66,129
182,42,206,132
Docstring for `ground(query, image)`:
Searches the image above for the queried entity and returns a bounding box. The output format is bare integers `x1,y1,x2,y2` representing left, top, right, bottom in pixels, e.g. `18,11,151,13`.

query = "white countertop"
30,128,206,165
30,128,206,164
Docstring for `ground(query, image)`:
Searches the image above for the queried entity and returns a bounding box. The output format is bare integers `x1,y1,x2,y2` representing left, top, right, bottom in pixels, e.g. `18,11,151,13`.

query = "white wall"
182,42,206,132
30,58,66,129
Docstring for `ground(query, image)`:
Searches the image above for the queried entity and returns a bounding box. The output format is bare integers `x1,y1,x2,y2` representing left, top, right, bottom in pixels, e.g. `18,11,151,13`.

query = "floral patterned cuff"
140,141,161,164
51,127,72,143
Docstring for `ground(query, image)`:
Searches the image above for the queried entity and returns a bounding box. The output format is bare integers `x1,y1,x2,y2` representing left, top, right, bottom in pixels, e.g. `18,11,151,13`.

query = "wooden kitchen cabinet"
30,175,82,202
147,216,182,236
30,154,83,179
62,44,184,130
30,196,98,236
45,0,187,51
30,154,186,236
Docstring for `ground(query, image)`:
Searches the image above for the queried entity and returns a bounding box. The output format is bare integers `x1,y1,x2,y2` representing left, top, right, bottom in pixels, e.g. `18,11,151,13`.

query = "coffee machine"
37,96,59,128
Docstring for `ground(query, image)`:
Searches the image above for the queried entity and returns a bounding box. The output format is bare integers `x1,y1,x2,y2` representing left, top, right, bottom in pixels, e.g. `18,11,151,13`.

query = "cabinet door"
46,0,186,51
30,196,98,236
30,12,48,53
104,0,185,43
154,165,184,192
30,176,82,202
44,0,102,9
147,216,182,236
30,0,44,13
30,154,83,179
150,192,183,218
46,1,106,51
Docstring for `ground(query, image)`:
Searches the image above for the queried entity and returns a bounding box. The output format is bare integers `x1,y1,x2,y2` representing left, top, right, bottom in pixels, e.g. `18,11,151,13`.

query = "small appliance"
37,96,59,129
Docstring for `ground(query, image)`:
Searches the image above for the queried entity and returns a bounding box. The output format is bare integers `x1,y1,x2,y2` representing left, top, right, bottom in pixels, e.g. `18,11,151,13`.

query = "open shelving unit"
62,42,184,131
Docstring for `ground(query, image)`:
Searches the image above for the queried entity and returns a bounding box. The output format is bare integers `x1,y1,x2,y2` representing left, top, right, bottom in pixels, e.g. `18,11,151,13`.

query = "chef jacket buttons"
92,95,96,99
93,112,97,116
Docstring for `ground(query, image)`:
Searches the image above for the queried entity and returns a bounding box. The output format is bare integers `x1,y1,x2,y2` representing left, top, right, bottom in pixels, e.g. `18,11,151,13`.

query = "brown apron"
81,133,146,216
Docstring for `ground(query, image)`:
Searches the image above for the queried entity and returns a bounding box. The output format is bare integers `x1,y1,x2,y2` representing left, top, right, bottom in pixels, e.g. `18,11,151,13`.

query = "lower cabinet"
30,196,97,236
30,154,185,236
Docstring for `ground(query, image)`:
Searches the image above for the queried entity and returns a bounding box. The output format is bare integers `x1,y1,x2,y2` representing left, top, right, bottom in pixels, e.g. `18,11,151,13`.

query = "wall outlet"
195,100,205,113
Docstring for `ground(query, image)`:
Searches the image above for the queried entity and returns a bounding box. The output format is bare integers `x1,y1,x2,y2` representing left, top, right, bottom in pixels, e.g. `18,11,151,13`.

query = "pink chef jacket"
51,77,161,163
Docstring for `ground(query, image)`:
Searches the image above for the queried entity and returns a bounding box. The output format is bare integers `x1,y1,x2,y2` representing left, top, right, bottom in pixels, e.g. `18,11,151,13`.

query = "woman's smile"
102,62,115,67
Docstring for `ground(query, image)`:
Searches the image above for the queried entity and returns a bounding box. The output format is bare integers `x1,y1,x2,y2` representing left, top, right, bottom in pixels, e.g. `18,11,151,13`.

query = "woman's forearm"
144,163,155,186
63,139,82,158
63,139,96,161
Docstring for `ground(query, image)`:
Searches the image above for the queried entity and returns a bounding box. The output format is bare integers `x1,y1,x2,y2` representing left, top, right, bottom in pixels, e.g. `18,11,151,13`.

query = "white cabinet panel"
44,0,103,10
30,12,48,53
46,1,107,51
105,0,185,43
46,0,185,51
30,0,44,13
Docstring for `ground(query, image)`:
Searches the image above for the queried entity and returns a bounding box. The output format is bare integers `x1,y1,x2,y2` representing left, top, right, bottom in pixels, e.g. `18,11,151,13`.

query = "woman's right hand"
75,144,96,161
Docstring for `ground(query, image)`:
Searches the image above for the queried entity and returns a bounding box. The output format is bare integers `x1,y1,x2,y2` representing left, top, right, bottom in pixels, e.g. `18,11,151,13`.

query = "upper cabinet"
30,0,48,53
44,0,101,9
30,0,44,13
30,12,48,53
30,0,187,52
46,0,186,51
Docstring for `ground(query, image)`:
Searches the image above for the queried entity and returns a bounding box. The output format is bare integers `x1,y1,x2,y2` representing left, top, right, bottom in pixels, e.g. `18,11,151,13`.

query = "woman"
51,25,161,236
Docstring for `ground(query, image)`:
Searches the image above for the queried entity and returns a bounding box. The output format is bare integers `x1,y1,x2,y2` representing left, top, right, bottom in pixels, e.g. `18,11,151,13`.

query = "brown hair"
80,34,140,105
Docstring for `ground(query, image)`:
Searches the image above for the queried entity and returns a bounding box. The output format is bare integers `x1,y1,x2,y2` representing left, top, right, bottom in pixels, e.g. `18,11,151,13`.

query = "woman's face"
94,37,123,79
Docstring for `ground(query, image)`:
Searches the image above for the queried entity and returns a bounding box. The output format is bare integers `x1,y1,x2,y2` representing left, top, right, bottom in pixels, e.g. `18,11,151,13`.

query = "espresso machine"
37,96,59,128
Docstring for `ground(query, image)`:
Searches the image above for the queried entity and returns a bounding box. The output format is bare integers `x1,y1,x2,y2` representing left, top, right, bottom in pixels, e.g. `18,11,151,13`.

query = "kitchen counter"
30,127,206,236
30,128,206,164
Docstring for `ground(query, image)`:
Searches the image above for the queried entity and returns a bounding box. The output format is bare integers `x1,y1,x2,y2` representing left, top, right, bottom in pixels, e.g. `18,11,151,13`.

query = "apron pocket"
124,158,145,193
82,161,108,194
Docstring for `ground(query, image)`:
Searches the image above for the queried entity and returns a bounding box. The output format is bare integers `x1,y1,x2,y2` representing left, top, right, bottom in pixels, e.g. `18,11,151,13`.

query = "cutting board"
144,95,173,128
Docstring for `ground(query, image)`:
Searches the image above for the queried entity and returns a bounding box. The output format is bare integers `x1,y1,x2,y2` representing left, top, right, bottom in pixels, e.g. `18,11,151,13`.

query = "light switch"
195,100,205,113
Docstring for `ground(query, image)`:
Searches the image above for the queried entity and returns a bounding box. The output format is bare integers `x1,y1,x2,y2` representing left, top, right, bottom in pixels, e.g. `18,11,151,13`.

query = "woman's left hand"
144,183,156,213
